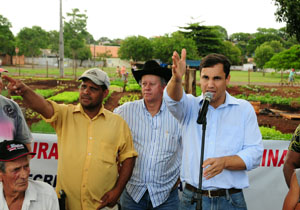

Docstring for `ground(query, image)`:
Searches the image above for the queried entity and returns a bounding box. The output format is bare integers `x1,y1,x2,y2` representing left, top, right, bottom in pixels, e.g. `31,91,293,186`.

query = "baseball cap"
78,68,110,88
0,140,36,161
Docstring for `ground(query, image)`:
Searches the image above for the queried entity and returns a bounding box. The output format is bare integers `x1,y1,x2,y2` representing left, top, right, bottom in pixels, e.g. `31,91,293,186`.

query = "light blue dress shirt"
163,89,263,190
114,99,182,207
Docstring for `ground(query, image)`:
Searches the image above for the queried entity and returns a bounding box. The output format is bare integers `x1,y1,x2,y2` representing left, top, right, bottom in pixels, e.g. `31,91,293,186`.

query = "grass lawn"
4,65,297,84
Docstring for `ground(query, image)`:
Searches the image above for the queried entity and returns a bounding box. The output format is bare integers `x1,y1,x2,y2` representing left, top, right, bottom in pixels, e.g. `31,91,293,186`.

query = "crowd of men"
0,50,299,210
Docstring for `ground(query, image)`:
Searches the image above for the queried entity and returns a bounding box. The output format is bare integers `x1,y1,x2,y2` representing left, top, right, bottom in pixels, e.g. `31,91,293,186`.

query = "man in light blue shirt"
114,60,182,210
164,50,263,210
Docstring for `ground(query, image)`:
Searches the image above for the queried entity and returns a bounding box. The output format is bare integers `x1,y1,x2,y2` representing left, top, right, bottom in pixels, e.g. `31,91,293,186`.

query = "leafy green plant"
260,126,293,140
196,86,202,96
110,79,124,87
48,91,79,103
125,84,141,91
103,90,115,104
35,89,55,98
119,94,140,105
11,95,23,100
31,120,55,134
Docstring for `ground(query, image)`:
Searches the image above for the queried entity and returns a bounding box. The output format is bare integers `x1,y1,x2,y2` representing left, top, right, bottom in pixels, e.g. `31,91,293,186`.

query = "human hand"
96,188,121,210
172,49,186,81
202,157,225,180
2,75,28,96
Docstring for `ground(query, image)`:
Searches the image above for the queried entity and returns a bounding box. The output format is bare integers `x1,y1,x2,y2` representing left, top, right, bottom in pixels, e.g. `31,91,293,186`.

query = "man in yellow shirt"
3,68,138,210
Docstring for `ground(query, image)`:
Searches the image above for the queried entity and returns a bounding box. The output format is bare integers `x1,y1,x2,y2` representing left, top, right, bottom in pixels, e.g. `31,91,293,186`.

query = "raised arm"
3,75,54,119
166,49,186,101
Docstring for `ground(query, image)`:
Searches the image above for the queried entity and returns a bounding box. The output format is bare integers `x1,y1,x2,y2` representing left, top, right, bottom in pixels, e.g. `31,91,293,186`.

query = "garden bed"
12,79,300,135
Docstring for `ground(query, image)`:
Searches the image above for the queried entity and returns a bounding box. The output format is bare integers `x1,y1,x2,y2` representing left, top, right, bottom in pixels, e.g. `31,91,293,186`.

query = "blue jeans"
120,188,179,210
179,187,247,210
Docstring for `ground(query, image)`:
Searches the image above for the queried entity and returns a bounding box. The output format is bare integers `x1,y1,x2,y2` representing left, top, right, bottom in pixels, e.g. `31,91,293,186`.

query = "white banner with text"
30,133,290,210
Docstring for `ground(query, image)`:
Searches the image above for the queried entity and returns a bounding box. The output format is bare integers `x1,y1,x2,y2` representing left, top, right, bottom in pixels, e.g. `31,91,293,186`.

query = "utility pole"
59,0,64,78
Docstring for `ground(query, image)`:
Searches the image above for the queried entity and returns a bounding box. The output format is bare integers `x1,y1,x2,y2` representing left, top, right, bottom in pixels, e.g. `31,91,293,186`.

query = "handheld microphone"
197,92,214,124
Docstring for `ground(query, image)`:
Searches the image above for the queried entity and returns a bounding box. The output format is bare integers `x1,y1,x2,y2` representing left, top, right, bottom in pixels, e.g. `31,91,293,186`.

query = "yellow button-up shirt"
44,101,137,210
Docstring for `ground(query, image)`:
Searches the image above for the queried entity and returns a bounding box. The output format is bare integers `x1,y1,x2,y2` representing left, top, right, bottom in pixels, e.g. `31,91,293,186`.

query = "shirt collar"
142,99,166,112
199,91,239,108
75,103,106,119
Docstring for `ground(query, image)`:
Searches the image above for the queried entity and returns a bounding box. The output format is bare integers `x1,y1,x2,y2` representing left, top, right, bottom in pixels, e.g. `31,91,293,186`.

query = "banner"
30,134,290,210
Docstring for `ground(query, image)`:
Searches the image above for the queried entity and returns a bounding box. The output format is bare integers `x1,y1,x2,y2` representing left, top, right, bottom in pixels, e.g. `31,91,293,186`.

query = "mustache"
81,95,92,100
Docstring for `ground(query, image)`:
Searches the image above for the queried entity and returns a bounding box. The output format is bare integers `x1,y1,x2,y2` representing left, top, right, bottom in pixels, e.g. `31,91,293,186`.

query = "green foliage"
11,95,23,100
31,120,55,134
47,30,59,56
254,45,274,69
48,91,79,103
254,40,284,69
110,79,124,87
273,0,300,42
179,23,224,57
16,26,48,57
119,94,140,105
35,89,55,98
196,86,202,96
64,8,89,60
221,41,242,65
265,45,300,70
260,126,293,140
235,93,296,105
0,14,15,56
152,32,199,63
125,84,141,92
103,90,114,104
118,35,153,61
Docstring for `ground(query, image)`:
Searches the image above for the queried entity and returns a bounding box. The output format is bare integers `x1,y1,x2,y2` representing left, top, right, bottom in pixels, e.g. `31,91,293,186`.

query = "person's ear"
103,89,109,98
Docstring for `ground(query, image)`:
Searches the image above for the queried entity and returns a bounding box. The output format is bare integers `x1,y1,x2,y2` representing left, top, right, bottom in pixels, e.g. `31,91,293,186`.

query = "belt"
185,183,242,198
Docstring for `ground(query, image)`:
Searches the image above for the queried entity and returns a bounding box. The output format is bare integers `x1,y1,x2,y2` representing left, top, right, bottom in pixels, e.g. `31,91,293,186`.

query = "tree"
221,41,242,65
265,45,300,70
0,15,15,63
229,32,253,63
48,30,60,67
179,22,224,57
152,32,198,63
16,26,48,57
255,41,284,75
64,8,88,64
247,29,283,57
273,0,300,42
254,45,274,70
77,46,92,66
118,35,153,61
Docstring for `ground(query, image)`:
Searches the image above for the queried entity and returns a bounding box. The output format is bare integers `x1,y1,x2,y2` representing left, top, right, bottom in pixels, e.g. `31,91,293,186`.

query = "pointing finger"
2,75,16,84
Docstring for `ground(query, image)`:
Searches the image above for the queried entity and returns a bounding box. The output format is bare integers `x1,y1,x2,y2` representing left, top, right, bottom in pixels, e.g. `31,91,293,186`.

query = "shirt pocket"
163,132,180,154
97,143,117,167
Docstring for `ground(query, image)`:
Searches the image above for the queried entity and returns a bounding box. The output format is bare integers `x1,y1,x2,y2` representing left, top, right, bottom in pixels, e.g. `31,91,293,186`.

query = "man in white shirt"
0,140,59,210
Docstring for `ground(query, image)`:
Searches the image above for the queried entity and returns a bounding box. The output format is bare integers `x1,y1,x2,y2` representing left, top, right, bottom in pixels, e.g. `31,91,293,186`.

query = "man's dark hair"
200,54,231,78
0,161,5,173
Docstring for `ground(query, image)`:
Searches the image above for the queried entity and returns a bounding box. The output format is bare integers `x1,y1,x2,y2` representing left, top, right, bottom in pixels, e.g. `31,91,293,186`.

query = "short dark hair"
0,161,5,173
200,54,231,78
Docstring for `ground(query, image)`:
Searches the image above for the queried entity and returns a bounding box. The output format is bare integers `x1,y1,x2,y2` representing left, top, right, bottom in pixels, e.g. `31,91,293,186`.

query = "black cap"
0,140,35,161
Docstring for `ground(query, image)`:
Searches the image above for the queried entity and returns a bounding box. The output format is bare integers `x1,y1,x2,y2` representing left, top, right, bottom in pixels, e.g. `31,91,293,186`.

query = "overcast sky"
1,0,286,40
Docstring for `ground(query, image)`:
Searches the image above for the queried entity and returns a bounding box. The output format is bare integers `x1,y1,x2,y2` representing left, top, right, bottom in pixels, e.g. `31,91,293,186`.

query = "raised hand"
172,49,186,81
2,75,28,96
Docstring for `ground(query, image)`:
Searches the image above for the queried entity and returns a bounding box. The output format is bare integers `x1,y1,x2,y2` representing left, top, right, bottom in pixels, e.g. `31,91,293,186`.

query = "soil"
14,79,300,134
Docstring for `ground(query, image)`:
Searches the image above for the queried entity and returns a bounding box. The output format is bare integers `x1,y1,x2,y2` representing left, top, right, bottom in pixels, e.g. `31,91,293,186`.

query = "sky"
1,0,286,40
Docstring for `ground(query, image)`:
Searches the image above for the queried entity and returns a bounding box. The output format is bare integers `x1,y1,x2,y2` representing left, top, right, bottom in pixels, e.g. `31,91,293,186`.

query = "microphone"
197,92,214,124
